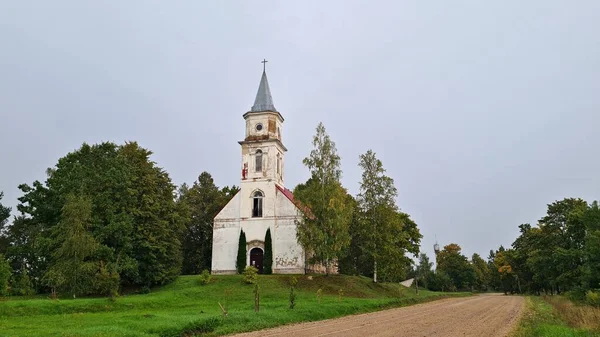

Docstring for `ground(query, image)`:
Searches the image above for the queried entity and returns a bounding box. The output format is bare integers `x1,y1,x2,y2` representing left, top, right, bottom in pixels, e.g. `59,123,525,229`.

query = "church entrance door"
250,248,264,274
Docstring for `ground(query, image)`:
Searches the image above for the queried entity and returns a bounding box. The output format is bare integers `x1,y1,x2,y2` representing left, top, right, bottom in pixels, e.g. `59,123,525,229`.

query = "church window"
255,150,263,172
256,123,263,131
252,191,263,217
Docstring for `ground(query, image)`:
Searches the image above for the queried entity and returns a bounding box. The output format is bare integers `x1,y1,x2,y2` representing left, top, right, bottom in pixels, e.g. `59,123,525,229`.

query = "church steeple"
250,59,277,112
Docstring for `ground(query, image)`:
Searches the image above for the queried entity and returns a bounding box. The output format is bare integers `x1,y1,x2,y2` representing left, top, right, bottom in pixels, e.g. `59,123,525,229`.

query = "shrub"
289,276,297,309
586,290,600,308
316,288,323,303
139,286,151,294
157,317,221,337
243,266,258,284
198,270,212,285
566,286,587,302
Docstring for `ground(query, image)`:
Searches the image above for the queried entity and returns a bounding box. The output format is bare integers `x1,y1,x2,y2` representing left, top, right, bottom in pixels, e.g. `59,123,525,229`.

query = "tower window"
252,191,263,217
255,150,263,172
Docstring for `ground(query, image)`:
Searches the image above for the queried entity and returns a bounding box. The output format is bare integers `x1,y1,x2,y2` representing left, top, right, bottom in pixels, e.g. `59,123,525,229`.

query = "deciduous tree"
10,141,184,291
45,195,98,297
294,122,352,274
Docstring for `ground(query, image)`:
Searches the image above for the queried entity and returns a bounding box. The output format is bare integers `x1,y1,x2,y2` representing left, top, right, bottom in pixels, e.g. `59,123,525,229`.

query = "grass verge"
0,274,468,337
513,296,600,337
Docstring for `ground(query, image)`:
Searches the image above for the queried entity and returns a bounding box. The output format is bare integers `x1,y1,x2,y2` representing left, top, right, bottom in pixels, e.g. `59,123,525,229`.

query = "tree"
10,266,34,296
46,195,99,297
0,192,9,232
177,172,239,274
583,201,600,289
236,230,247,274
0,253,11,296
471,253,490,292
0,192,11,254
352,150,421,282
294,122,352,274
11,141,184,291
436,243,476,291
356,150,398,283
415,253,433,289
264,228,273,274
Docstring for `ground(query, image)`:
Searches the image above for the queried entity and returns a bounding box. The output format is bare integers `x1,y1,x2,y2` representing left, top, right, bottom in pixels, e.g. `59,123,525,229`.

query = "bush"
243,266,258,284
157,317,221,337
289,276,297,309
566,286,587,302
586,290,600,308
198,270,212,285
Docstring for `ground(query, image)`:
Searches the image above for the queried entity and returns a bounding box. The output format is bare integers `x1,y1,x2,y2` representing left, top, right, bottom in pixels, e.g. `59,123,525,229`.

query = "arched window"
255,150,263,172
252,191,263,217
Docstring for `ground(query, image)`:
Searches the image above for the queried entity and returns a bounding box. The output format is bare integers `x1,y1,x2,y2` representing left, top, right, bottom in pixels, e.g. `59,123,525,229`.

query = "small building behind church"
211,65,306,274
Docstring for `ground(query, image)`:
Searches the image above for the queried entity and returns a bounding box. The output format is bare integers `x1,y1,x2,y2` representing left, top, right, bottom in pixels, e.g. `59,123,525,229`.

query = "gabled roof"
250,70,277,112
275,184,314,219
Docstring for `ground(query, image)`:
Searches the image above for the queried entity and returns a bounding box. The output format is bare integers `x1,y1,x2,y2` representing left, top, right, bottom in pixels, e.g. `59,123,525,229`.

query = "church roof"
276,184,314,219
250,70,277,112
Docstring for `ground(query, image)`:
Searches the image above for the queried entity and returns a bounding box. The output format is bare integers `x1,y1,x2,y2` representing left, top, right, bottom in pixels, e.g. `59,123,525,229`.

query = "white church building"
210,64,307,274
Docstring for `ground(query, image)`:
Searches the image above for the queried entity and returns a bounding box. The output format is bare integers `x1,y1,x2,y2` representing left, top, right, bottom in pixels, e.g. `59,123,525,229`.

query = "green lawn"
513,296,600,337
0,274,467,337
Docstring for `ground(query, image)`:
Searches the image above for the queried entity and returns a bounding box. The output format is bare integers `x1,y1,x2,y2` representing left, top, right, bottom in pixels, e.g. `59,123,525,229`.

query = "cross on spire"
261,58,268,72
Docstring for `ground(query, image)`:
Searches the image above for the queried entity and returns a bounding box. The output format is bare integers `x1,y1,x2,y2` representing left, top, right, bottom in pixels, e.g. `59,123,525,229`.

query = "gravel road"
231,294,524,337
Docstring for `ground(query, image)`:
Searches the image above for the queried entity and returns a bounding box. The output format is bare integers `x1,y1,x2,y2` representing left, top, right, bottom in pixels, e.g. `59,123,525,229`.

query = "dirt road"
231,294,524,337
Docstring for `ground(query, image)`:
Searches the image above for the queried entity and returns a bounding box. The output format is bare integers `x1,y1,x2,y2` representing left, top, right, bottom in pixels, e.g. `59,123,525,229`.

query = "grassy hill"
0,274,469,336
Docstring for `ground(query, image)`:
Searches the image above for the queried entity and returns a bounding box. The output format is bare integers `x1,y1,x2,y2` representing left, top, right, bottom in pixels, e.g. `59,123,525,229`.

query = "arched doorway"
249,248,264,274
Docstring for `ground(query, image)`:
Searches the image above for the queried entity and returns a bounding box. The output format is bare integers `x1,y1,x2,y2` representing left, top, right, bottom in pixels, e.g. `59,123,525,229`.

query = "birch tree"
357,150,408,283
294,122,352,274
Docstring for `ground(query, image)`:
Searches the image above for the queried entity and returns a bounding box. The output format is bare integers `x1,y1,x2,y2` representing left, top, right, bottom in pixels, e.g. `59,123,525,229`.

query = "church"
210,63,307,274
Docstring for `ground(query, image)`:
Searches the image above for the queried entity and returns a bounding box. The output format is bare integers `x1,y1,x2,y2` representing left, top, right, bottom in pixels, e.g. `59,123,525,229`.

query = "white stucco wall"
211,184,305,274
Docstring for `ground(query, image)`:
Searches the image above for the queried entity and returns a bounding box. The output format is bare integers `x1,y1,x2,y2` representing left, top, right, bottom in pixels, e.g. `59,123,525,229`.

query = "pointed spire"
251,64,277,112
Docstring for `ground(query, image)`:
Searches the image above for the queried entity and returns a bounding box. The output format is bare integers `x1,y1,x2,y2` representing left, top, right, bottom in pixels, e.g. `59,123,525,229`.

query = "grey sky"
1,1,599,261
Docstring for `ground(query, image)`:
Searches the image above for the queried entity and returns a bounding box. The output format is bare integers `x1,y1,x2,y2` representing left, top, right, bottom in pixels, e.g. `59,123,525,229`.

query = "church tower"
238,61,286,219
211,61,305,275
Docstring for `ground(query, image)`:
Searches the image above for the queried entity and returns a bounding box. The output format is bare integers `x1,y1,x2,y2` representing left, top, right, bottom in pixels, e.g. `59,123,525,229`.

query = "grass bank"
0,274,468,337
513,296,600,337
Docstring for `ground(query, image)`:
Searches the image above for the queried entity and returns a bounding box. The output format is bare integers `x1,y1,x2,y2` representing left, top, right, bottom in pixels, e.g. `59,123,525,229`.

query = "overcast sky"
1,1,599,261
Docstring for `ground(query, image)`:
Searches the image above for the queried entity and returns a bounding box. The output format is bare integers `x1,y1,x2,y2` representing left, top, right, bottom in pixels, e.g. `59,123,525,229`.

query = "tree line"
411,197,600,302
0,122,422,298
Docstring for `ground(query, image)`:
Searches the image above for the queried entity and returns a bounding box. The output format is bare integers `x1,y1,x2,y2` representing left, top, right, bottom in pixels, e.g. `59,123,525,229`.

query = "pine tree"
264,228,273,274
236,230,247,274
